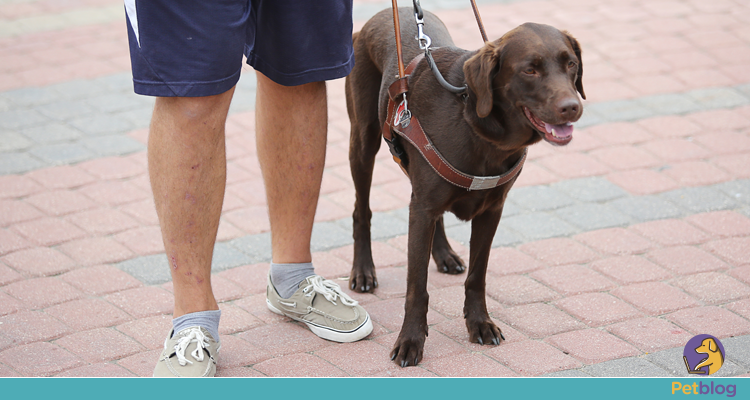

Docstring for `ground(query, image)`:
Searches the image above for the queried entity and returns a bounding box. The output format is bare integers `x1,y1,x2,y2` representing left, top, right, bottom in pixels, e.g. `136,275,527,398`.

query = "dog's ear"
563,31,586,100
708,338,717,352
464,42,501,118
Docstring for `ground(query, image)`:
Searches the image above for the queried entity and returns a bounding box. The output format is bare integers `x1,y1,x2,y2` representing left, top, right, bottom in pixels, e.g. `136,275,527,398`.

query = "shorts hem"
248,51,355,86
132,69,242,97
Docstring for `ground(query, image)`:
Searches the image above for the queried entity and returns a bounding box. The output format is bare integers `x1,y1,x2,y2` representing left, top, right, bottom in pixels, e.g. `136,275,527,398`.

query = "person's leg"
149,87,234,318
255,72,326,264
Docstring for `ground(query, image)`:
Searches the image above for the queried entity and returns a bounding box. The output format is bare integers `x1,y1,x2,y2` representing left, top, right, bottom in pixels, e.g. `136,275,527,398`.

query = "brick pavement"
1,0,750,377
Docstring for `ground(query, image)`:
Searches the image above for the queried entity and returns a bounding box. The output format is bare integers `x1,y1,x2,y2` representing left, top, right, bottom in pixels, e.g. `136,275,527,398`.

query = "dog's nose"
556,97,580,120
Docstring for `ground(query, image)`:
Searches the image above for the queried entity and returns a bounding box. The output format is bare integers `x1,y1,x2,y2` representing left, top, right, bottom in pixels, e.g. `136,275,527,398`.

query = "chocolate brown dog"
345,8,585,367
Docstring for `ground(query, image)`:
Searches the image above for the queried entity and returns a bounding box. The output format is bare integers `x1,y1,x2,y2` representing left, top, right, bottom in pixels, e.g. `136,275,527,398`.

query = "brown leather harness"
383,0,527,191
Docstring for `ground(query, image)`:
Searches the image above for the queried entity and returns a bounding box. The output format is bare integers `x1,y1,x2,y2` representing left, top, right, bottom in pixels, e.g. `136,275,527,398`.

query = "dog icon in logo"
683,334,725,375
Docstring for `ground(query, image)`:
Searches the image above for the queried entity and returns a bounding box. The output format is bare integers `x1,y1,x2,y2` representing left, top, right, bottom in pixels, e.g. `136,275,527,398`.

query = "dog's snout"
556,97,580,120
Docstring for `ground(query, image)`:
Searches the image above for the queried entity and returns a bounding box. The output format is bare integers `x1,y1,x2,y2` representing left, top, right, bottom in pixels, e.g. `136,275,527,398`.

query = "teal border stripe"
3,377,745,400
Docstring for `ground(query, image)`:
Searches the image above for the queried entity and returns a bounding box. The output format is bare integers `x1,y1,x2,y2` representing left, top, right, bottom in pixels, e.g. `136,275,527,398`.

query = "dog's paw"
433,248,466,274
466,318,505,346
390,333,426,368
349,270,378,293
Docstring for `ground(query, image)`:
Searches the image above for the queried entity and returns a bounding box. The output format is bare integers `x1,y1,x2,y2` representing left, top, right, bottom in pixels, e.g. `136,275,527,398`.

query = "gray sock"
172,310,222,344
270,262,315,299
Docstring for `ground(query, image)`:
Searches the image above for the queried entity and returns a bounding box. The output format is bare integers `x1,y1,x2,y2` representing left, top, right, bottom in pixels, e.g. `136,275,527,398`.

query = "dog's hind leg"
431,215,466,274
346,36,383,293
464,209,505,346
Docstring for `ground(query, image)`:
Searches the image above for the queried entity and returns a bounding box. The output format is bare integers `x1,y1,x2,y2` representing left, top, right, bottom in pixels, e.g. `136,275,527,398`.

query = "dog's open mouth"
523,106,574,146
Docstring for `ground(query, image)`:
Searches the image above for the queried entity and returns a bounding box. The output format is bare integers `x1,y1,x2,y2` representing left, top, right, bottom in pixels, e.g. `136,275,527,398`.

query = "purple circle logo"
682,334,725,375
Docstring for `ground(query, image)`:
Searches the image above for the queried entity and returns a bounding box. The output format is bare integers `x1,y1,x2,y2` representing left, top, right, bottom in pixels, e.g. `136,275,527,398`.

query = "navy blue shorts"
125,0,354,97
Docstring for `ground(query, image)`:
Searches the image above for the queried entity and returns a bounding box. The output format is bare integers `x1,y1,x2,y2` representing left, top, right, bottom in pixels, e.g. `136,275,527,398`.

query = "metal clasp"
414,1,431,50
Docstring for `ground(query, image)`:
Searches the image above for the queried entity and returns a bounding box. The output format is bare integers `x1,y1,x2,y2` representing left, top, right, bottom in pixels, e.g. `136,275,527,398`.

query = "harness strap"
381,53,527,191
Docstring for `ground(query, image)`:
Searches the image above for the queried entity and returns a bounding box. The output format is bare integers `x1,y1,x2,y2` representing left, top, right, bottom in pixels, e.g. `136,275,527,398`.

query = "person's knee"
155,88,235,122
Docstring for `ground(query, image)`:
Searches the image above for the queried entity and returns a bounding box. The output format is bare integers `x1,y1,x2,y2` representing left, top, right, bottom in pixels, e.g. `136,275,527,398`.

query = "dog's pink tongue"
544,122,574,139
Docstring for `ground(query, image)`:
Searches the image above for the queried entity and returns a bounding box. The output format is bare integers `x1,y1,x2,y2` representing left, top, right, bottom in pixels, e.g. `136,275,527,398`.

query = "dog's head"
696,338,720,355
464,23,585,146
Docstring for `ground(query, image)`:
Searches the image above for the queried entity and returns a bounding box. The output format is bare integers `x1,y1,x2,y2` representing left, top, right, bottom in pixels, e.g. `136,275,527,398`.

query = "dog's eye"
568,60,577,69
524,67,536,75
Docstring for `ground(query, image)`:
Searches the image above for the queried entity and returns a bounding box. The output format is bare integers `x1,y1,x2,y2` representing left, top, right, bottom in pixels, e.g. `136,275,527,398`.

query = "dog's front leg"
464,209,505,345
391,207,436,367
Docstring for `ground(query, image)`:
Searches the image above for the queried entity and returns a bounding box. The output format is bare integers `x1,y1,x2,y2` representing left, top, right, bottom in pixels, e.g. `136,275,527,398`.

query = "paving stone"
531,264,616,296
20,123,82,144
551,177,628,202
28,142,95,165
661,187,737,213
590,255,673,285
253,352,347,377
55,328,144,364
368,211,409,240
713,179,750,205
69,115,137,137
583,357,672,377
79,135,145,157
555,203,631,231
541,369,591,377
1,247,77,278
55,363,136,377
498,303,586,339
630,219,710,246
211,242,253,273
636,93,701,115
4,276,84,309
609,195,684,222
586,100,655,122
84,93,147,113
500,213,578,240
507,186,575,212
310,221,353,252
92,73,135,92
0,342,83,377
116,254,171,285
575,228,654,255
607,317,693,354
423,352,517,377
687,87,750,109
486,339,582,376
0,153,45,175
722,336,750,369
612,281,700,315
0,109,50,130
50,79,111,101
0,132,32,152
45,298,132,331
555,292,642,327
105,286,173,319
35,100,95,121
114,106,154,127
0,310,71,347
229,232,272,264
667,306,750,338
1,86,62,107
574,107,607,128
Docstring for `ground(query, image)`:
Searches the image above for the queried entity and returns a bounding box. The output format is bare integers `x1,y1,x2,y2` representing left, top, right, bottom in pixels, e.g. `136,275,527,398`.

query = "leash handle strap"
391,0,406,79
470,0,489,43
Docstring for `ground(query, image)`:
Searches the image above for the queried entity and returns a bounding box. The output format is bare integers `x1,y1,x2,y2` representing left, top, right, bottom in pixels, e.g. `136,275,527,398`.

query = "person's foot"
153,326,220,377
266,274,373,342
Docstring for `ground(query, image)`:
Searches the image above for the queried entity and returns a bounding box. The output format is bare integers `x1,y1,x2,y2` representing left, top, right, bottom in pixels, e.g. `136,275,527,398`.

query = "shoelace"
173,327,211,366
301,275,358,307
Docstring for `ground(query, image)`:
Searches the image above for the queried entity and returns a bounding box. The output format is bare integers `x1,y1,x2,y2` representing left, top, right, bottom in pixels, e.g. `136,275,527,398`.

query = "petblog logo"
671,334,736,397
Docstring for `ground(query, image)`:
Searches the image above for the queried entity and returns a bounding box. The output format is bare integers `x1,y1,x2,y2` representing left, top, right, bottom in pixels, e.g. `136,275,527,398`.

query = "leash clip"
414,1,431,50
